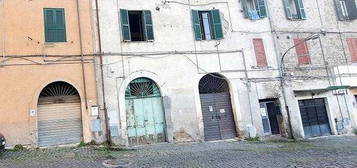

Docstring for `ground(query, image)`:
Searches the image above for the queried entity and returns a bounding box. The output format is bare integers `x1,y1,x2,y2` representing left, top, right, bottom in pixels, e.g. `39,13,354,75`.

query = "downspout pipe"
94,0,111,144
76,0,89,109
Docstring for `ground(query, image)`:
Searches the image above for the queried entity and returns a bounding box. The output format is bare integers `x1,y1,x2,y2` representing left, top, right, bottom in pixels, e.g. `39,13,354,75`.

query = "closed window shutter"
253,39,268,66
294,39,311,65
143,10,154,41
295,0,307,19
191,10,202,41
282,0,293,19
44,8,66,42
345,0,357,20
120,9,131,41
347,38,357,62
211,9,224,39
334,0,346,20
256,0,267,18
242,0,249,18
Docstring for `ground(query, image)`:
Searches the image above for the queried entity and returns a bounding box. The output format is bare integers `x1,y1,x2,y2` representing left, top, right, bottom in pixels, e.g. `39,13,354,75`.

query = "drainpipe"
75,0,89,109
94,0,111,144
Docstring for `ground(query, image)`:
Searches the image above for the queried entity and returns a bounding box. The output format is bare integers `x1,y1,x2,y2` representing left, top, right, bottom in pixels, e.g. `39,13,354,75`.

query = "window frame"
242,0,268,20
198,11,214,40
335,0,357,21
119,9,154,42
44,8,67,43
191,9,224,41
283,0,307,20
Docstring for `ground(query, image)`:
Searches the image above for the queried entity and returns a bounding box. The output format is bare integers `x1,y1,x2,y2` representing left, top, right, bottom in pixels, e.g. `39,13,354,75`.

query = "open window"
283,0,306,20
242,0,267,20
191,9,224,41
120,9,154,42
334,0,357,21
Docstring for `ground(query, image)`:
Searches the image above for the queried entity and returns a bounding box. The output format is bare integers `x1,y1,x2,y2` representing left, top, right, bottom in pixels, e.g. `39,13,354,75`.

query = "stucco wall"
0,0,100,147
96,0,283,145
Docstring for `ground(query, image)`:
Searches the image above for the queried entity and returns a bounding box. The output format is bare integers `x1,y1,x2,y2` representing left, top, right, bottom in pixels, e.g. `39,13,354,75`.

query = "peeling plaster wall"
97,0,281,145
268,0,357,137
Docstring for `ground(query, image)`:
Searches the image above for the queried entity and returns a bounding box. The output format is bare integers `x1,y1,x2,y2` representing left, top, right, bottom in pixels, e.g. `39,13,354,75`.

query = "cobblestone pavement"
0,135,357,168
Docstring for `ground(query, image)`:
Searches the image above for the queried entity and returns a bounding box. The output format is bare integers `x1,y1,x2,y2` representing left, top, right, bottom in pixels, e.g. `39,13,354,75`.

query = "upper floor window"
44,8,66,42
347,38,357,62
334,0,357,21
191,10,223,41
294,39,311,65
283,0,306,20
242,0,267,20
120,9,154,42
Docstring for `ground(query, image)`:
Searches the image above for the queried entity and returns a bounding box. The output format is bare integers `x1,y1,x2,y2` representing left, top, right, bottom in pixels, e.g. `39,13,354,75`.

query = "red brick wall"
253,38,268,67
347,38,357,62
294,39,311,65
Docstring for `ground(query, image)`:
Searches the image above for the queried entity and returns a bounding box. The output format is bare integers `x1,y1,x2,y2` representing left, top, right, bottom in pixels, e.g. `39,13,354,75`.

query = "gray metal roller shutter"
38,96,82,147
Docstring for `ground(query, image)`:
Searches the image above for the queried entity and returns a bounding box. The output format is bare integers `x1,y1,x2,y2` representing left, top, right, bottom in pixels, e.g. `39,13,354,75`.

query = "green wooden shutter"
241,0,249,18
334,0,346,20
282,0,292,19
143,10,154,41
191,10,202,41
211,9,224,40
120,9,131,41
295,0,306,19
44,8,66,42
256,0,267,18
345,0,357,20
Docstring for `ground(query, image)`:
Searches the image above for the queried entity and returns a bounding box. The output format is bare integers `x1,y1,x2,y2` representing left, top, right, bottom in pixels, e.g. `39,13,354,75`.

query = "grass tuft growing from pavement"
244,137,260,142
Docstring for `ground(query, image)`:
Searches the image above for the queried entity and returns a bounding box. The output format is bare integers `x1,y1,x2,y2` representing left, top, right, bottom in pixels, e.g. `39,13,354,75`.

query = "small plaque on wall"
91,105,99,116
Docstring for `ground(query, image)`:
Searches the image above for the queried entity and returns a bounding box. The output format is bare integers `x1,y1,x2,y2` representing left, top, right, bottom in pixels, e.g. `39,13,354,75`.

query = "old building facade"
0,0,356,148
95,0,289,146
267,0,357,138
0,0,105,147
94,0,357,146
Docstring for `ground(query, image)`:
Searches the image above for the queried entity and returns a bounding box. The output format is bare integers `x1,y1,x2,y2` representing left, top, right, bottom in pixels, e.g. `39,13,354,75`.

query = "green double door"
125,78,166,145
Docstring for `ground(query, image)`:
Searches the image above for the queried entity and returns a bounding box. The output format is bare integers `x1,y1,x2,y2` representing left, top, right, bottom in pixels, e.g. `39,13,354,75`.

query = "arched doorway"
199,74,237,141
37,81,82,147
125,77,166,145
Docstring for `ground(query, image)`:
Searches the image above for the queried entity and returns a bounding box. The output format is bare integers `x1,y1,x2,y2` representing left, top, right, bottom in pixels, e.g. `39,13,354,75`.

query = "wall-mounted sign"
209,106,213,112
91,105,99,116
219,109,225,113
260,108,267,117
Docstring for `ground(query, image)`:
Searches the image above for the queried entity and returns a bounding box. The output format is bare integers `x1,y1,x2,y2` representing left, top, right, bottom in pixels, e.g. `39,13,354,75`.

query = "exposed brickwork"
347,38,357,62
294,38,311,65
253,38,268,67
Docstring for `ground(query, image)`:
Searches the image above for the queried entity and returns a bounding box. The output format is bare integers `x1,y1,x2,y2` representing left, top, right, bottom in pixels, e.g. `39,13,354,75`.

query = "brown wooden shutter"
347,38,357,62
294,39,311,65
253,39,268,67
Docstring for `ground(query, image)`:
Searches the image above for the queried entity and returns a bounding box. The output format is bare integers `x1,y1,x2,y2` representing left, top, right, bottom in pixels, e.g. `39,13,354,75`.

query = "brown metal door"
200,92,237,141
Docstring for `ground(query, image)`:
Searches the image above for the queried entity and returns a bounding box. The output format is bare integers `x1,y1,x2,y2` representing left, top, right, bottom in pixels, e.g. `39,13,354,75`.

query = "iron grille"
125,78,161,99
199,74,229,94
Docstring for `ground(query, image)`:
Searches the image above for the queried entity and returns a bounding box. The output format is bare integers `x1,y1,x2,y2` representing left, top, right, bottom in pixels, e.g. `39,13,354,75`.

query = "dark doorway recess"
260,99,282,135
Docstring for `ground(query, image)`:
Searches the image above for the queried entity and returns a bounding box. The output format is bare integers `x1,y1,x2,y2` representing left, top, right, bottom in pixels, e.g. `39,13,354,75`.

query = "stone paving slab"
0,135,357,168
